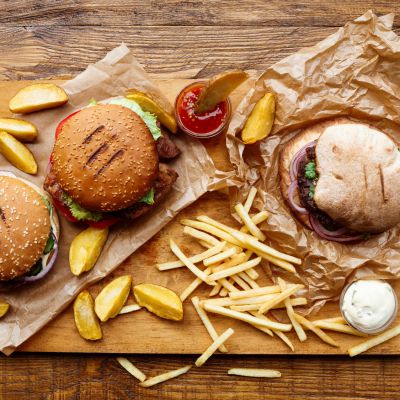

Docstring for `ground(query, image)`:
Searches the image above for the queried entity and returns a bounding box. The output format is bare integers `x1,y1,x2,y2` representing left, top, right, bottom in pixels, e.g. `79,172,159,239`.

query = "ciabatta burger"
279,118,400,242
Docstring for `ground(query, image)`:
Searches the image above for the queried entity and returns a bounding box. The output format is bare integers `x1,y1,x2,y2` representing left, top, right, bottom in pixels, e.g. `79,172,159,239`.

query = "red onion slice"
287,181,309,214
309,215,363,242
289,140,316,182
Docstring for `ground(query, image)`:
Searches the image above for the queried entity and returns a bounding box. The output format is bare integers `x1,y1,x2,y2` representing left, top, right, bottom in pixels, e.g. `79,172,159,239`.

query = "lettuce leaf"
108,98,162,140
62,193,103,222
140,187,155,205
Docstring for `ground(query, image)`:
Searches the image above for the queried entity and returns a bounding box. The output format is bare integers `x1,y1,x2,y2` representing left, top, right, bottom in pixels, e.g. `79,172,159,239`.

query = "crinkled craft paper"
227,11,400,309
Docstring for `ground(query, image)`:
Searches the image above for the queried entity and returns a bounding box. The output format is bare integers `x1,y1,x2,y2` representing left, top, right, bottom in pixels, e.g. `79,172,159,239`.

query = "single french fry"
230,230,301,265
119,304,142,315
195,328,235,367
202,303,291,332
157,242,226,271
202,293,276,307
219,286,229,297
313,321,367,337
192,297,228,352
181,219,241,247
243,187,258,212
199,240,213,248
170,240,214,285
247,312,281,340
229,285,282,299
348,325,400,357
183,226,221,247
139,365,192,387
117,357,146,382
218,278,239,293
209,282,222,297
235,203,266,241
313,316,347,325
228,368,281,378
207,257,262,282
180,267,212,302
230,297,307,312
278,278,307,342
259,284,304,314
240,211,269,233
203,247,237,266
294,313,339,348
273,329,294,352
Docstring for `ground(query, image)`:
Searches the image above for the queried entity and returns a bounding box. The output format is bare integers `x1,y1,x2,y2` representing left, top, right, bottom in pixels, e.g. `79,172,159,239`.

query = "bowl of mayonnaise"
340,280,398,334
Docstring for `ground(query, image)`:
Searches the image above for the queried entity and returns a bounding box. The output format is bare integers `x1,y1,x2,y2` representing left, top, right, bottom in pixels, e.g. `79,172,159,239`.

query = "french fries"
203,247,237,266
196,70,248,113
73,291,102,341
195,328,235,367
134,283,183,321
241,92,275,144
348,324,400,357
228,368,281,378
312,321,367,337
139,365,192,387
0,118,38,142
0,130,37,174
9,83,68,114
235,203,266,241
119,304,142,315
229,285,281,299
0,302,10,318
117,357,146,382
207,257,262,282
192,296,228,352
243,187,258,212
258,284,304,314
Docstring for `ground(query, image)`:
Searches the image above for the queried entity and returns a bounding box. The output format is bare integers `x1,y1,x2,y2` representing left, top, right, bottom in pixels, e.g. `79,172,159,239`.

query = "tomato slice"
87,217,121,229
52,196,79,223
55,110,80,139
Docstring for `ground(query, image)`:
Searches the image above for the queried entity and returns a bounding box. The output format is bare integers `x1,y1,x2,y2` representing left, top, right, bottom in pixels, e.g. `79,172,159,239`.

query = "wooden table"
0,2,400,399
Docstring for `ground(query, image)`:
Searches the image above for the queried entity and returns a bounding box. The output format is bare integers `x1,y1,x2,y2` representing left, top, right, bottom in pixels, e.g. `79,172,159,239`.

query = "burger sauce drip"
176,84,229,135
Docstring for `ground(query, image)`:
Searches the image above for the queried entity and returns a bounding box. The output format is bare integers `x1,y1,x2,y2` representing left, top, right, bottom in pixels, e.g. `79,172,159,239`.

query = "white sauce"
341,280,397,332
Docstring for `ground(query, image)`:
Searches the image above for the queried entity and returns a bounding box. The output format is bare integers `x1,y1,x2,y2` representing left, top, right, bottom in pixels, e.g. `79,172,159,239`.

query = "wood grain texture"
1,1,400,399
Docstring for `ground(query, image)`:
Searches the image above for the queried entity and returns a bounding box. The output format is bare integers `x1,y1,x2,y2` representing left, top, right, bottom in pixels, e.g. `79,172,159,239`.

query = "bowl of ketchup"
174,82,231,139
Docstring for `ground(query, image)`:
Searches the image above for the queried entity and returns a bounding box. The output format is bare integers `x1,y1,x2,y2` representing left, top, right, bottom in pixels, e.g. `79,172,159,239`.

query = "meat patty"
156,130,181,160
117,162,178,220
297,146,341,230
44,169,64,206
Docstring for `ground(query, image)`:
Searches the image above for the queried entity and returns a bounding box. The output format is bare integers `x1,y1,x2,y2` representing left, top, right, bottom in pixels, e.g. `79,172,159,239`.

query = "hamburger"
44,98,181,227
0,172,59,290
279,118,400,242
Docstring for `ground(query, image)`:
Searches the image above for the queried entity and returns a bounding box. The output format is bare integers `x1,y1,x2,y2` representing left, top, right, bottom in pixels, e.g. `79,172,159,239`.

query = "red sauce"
175,83,230,137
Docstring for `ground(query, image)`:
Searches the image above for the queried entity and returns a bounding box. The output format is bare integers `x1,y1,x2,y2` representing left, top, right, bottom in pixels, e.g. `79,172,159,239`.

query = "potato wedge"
95,275,132,322
241,93,275,144
0,130,37,174
9,83,68,114
0,118,38,142
196,70,249,113
73,291,102,341
134,283,183,321
0,301,10,318
69,227,109,276
126,91,177,133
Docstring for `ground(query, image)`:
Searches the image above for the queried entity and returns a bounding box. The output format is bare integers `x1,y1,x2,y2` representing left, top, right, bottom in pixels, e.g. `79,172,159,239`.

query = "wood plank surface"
1,1,400,398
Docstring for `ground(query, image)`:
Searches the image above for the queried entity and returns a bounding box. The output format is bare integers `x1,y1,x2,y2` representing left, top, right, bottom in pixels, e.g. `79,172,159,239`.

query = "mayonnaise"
340,280,398,334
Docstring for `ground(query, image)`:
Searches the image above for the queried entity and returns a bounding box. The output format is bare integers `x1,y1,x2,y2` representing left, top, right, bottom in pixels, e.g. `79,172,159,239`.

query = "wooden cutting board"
1,79,400,355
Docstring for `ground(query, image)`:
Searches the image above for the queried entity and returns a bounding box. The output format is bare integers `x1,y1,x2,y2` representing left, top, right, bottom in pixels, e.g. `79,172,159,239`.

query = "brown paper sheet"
227,11,400,309
0,44,229,355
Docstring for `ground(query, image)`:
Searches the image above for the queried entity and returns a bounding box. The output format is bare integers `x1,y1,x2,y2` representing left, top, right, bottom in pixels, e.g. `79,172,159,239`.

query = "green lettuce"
108,98,162,140
62,193,103,222
140,188,155,205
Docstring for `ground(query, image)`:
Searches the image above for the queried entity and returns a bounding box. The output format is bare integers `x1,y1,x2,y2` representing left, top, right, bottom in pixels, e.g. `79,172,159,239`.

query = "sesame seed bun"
51,104,159,212
0,174,52,281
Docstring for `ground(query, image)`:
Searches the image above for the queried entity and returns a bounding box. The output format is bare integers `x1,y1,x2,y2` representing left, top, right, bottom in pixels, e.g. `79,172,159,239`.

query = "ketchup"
175,82,231,138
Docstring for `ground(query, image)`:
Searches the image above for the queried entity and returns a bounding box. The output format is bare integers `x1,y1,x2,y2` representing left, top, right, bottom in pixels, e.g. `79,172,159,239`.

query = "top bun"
0,175,51,281
314,120,400,233
52,104,158,212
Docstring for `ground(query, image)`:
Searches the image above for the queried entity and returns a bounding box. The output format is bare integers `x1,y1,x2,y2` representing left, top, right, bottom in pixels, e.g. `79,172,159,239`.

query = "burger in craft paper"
0,44,230,355
227,11,400,306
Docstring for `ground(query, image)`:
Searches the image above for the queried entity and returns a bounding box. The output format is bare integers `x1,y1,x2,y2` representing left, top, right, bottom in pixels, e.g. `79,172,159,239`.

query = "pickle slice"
73,291,102,341
126,91,177,134
94,275,132,322
241,93,276,144
134,283,183,321
0,118,38,142
69,227,109,276
0,130,37,174
196,70,249,113
9,83,68,114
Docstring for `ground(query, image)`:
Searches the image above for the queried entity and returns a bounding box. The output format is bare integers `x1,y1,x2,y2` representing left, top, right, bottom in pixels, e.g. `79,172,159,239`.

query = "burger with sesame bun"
44,98,180,228
279,117,400,242
0,172,60,290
